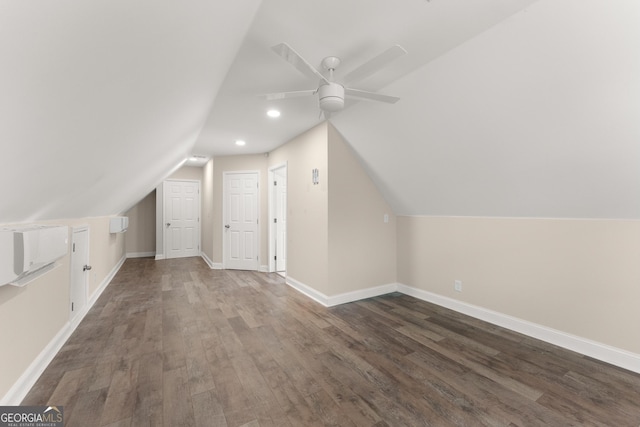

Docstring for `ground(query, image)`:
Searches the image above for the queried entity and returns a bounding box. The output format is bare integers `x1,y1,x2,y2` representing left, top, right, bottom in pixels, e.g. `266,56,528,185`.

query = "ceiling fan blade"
343,45,407,86
345,88,400,104
271,43,329,86
262,89,317,101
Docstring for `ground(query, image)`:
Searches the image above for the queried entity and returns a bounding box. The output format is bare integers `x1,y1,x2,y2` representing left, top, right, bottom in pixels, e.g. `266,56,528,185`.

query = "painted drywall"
0,216,125,401
201,159,215,263
327,125,397,295
269,123,330,293
397,216,640,355
211,155,269,267
168,166,204,182
124,191,156,257
332,0,640,219
0,2,261,224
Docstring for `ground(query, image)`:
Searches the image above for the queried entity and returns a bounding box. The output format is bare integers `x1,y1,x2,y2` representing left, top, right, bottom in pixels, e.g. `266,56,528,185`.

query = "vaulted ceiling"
1,0,638,223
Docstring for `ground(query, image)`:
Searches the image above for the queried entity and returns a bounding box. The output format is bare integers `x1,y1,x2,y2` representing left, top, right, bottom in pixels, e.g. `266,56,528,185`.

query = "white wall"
0,216,126,403
397,216,640,356
333,0,640,219
124,190,156,257
327,125,397,295
269,124,330,292
201,159,215,263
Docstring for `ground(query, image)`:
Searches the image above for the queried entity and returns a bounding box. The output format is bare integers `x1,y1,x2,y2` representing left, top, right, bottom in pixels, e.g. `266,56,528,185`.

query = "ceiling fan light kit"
265,43,406,116
318,83,345,112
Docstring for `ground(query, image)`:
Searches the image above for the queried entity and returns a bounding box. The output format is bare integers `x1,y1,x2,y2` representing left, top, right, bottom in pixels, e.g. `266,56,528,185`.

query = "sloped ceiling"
196,0,639,219
194,0,538,156
332,0,640,219
0,1,261,223
331,0,640,218
2,0,638,223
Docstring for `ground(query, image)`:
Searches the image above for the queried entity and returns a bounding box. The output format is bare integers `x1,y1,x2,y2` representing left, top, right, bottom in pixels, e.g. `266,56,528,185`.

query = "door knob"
83,265,92,272
166,222,171,227
225,224,230,229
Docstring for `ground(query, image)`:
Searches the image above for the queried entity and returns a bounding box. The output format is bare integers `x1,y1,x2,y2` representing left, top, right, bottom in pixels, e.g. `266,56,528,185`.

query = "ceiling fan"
265,43,407,117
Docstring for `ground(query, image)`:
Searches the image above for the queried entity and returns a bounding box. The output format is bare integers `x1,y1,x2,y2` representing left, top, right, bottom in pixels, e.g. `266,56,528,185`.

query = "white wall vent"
109,216,129,233
0,225,69,287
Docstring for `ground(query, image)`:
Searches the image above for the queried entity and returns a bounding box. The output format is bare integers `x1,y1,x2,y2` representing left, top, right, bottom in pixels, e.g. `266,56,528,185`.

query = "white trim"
285,276,330,307
396,283,640,375
284,277,640,374
200,252,223,270
126,251,155,259
326,283,399,307
1,255,126,405
285,276,397,308
259,265,269,273
85,256,126,322
1,319,71,405
154,254,165,260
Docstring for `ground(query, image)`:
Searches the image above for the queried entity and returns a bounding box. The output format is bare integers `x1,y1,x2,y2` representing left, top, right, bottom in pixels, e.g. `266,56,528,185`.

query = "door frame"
70,225,89,322
222,170,260,270
268,162,287,274
162,179,201,259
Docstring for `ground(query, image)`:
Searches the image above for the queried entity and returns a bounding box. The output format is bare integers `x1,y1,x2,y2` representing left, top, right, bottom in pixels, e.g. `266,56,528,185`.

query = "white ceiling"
1,0,638,223
0,1,261,222
194,0,539,156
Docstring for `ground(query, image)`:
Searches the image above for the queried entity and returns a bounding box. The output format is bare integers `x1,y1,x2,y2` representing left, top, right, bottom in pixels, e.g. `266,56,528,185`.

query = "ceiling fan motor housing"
318,82,345,112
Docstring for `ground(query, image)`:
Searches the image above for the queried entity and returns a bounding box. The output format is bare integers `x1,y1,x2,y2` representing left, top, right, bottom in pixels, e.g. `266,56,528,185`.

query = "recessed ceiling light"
235,140,246,146
267,109,281,118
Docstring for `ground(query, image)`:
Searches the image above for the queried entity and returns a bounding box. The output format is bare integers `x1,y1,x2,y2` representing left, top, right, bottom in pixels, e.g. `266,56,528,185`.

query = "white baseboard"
88,255,125,310
154,254,165,261
126,251,155,259
0,255,126,405
397,283,640,375
326,283,398,307
285,276,396,308
200,252,215,269
199,252,223,270
286,276,329,306
259,265,269,273
284,277,640,374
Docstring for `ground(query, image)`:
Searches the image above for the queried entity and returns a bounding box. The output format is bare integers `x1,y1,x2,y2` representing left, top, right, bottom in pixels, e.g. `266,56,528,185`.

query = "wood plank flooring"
22,257,640,426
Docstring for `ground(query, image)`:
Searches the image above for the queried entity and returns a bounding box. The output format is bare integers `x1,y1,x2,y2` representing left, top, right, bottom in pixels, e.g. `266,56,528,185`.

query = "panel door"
70,227,89,321
164,180,200,259
224,172,259,270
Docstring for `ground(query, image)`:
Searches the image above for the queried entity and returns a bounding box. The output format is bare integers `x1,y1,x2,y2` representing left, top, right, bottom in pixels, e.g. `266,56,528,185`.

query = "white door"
164,180,200,259
274,167,287,272
224,172,259,270
70,226,89,321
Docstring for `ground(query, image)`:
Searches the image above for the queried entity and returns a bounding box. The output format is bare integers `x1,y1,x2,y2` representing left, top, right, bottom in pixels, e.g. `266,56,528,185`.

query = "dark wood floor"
23,257,640,426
